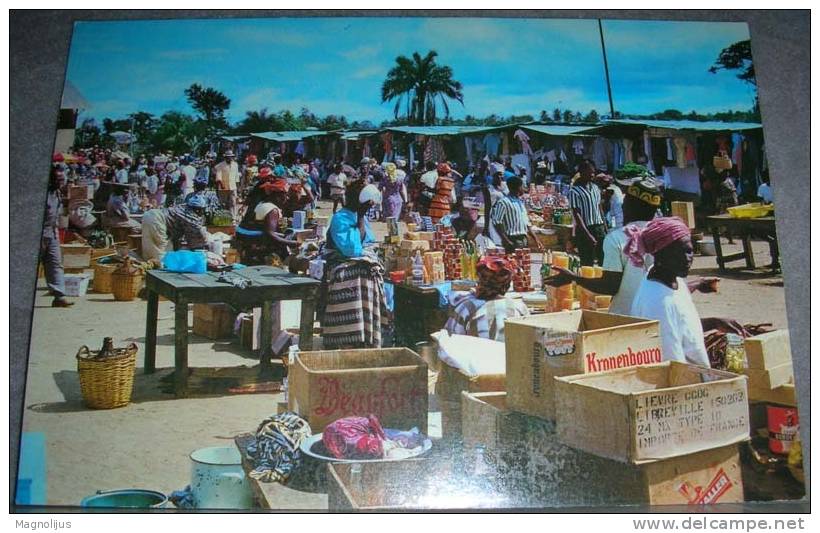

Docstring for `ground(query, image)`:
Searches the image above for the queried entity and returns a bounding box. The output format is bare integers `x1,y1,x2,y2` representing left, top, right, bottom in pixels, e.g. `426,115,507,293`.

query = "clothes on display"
673,137,688,169
501,132,510,156
245,412,312,483
622,139,634,164
572,139,585,155
381,132,393,162
643,131,655,174
513,128,533,156
322,415,427,460
482,133,501,157
666,138,675,161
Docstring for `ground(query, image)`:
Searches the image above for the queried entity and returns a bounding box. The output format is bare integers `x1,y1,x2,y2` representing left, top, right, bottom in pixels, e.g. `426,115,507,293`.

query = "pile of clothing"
245,412,312,483
322,414,427,461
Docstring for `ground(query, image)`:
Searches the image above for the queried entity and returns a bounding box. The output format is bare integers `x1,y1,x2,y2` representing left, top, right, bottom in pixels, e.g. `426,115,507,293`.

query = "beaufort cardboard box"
744,363,793,390
288,348,428,433
555,362,750,464
505,310,661,421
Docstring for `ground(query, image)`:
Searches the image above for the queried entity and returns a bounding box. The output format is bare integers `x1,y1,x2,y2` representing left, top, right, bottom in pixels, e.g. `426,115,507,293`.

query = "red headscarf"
260,178,289,194
257,166,273,179
476,256,518,300
624,216,691,267
437,162,451,176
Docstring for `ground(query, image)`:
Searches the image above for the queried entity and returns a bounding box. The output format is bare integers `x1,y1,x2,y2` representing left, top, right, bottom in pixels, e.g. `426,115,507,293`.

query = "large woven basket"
92,258,119,293
76,343,138,409
111,272,144,301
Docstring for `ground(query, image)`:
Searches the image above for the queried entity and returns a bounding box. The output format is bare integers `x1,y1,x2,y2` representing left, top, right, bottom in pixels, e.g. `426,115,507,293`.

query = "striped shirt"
490,196,530,237
165,205,208,250
445,292,530,342
569,182,605,226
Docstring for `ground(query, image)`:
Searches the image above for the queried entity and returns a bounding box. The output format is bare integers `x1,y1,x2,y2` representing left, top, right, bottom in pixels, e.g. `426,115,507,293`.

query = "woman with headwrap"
282,165,315,217
428,163,457,222
443,256,530,342
379,162,408,221
627,217,711,367
141,194,210,263
320,181,388,349
235,166,298,266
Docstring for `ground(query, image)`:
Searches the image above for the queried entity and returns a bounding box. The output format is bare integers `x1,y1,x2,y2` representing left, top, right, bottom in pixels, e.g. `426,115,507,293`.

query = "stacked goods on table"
742,330,796,406
505,310,661,420
511,248,531,292
577,265,609,311
193,303,236,340
442,237,464,280
540,251,577,311
287,348,428,434
422,252,446,284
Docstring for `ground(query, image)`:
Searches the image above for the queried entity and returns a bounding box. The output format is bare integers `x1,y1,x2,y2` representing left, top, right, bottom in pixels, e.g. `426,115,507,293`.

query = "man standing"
114,159,129,184
41,166,73,308
491,176,543,253
180,156,197,197
214,150,239,219
569,160,607,265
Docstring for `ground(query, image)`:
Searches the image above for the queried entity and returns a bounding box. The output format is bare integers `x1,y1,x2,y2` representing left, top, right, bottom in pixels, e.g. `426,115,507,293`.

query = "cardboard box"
505,310,662,421
744,330,792,369
748,383,797,407
192,303,235,339
460,391,744,506
744,362,793,390
239,315,257,351
435,361,505,440
555,362,750,464
399,239,430,253
671,201,696,229
417,231,436,242
64,272,91,297
288,348,428,433
60,244,92,269
68,185,93,201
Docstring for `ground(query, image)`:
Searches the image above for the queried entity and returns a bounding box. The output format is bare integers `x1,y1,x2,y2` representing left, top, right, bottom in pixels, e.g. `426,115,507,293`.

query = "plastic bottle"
412,251,425,286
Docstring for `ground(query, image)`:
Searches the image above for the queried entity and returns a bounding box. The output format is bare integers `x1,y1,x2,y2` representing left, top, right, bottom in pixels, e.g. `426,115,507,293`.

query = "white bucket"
64,273,91,297
699,238,717,256
189,446,253,509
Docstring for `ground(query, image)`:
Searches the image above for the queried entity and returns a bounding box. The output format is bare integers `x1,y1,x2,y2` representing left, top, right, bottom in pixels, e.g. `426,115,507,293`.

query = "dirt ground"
18,200,788,506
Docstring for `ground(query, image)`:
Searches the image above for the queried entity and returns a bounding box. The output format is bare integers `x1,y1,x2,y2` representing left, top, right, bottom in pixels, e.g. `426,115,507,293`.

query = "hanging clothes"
501,132,510,156
513,129,533,156
642,131,655,174
482,133,501,157
716,136,731,153
666,138,675,161
572,139,585,155
731,132,743,175
613,141,622,169
363,138,372,158
685,142,697,164
465,137,474,164
408,142,415,170
295,141,306,156
380,132,393,162
673,137,688,169
622,139,634,164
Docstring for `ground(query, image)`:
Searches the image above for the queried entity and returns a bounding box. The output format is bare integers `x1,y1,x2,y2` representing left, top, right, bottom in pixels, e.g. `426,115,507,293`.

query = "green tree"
539,110,549,122
235,108,275,134
552,108,561,122
584,109,600,123
75,117,102,148
381,50,464,125
127,111,157,147
184,83,231,134
562,110,574,123
152,111,207,154
709,39,755,86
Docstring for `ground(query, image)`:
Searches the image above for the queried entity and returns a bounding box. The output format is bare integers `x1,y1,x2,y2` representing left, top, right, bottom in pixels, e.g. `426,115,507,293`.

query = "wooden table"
144,266,320,396
234,434,328,510
706,215,778,273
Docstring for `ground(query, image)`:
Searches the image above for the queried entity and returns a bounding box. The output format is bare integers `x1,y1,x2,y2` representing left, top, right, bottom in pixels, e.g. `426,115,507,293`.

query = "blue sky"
65,17,755,124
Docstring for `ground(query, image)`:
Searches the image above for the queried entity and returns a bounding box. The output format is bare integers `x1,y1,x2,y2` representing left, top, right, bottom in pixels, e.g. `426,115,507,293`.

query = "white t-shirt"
327,172,347,189
420,170,439,189
602,221,652,315
115,168,129,184
607,185,625,228
757,183,773,204
181,165,196,195
630,277,710,367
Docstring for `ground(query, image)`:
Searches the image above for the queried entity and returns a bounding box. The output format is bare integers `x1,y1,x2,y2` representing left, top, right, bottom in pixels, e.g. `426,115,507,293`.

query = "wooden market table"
705,215,778,273
144,266,320,397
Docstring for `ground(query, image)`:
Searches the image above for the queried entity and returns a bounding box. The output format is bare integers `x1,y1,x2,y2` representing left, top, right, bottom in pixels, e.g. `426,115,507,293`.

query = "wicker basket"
76,343,138,409
111,272,144,301
93,257,119,293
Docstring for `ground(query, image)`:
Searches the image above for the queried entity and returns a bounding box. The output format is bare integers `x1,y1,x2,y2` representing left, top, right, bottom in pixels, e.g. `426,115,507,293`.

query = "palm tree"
381,50,464,126
236,108,274,134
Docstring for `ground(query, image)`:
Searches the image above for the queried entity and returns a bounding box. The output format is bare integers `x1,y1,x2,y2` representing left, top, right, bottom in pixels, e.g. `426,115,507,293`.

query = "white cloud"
340,44,381,61
350,65,386,80
231,88,281,117
461,85,610,117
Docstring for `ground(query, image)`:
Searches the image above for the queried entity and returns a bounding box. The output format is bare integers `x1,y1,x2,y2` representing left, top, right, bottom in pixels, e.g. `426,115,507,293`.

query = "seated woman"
103,184,142,232
449,198,482,241
321,182,387,350
235,170,298,267
444,256,530,342
141,194,209,263
627,217,710,367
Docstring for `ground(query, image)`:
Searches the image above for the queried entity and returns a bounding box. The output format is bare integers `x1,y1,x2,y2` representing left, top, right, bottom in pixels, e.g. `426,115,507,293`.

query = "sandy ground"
19,201,788,506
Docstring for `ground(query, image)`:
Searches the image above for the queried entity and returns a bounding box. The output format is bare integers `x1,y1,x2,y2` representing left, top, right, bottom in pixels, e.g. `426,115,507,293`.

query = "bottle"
98,337,115,359
412,251,424,286
725,333,746,372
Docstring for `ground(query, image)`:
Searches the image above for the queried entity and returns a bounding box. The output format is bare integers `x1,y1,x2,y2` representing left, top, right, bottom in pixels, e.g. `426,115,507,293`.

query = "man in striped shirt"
569,160,607,265
490,176,543,253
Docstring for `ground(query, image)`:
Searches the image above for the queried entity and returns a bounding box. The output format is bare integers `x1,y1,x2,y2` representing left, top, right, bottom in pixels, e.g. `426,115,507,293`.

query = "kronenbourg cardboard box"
555,361,750,464
288,348,428,433
460,391,744,506
505,310,661,421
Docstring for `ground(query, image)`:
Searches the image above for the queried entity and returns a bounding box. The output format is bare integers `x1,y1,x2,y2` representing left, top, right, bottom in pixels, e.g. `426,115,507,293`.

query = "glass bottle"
98,337,115,359
725,334,747,373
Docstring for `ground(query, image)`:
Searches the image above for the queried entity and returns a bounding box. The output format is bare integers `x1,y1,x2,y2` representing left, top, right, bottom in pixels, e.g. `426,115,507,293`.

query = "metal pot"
189,446,253,510
80,489,168,508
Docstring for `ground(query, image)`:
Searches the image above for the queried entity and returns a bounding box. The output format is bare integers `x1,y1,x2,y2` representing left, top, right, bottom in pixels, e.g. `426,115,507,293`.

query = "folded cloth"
245,412,312,483
322,415,386,460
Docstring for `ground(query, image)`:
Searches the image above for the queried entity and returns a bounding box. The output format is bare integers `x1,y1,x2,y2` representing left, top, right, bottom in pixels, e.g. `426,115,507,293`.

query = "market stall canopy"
339,130,379,141
383,125,511,136
251,131,329,142
219,135,251,143
585,119,763,136
109,131,135,144
519,124,599,137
